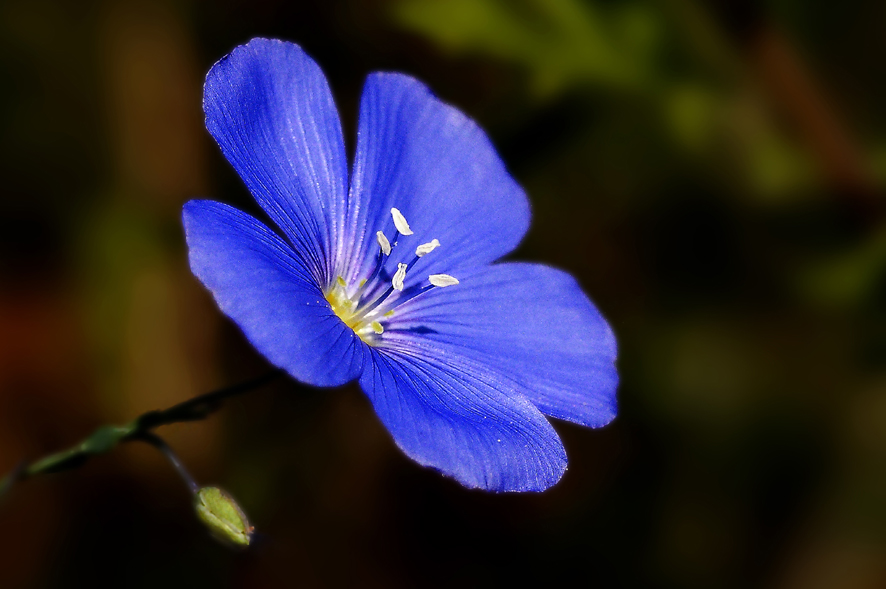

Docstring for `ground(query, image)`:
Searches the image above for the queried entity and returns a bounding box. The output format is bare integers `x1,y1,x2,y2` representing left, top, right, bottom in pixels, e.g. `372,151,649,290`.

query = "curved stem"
0,369,284,503
133,432,200,495
134,369,284,430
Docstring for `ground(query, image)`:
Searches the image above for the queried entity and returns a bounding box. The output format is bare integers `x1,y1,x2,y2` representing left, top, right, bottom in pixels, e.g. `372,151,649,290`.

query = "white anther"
392,263,408,291
391,208,413,235
416,239,441,257
376,230,392,255
429,274,459,287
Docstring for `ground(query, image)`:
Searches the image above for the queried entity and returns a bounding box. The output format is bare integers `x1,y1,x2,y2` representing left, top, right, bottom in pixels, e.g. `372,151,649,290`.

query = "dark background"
2,0,886,587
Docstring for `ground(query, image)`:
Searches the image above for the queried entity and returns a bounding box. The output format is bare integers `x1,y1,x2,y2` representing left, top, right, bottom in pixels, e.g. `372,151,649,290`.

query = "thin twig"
132,432,200,495
0,369,284,501
134,369,284,431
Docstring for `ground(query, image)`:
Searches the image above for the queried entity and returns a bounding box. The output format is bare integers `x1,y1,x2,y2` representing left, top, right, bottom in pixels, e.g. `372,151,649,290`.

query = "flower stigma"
324,208,458,344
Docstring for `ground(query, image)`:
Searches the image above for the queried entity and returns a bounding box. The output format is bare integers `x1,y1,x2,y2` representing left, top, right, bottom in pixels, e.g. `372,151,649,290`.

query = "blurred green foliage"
396,0,652,96
394,0,827,201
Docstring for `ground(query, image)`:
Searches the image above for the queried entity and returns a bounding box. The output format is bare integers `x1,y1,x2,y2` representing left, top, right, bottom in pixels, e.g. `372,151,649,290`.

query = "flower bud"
194,487,253,548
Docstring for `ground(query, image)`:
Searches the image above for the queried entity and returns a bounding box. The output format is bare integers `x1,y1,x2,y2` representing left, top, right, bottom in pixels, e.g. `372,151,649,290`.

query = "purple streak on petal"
381,263,618,428
203,38,348,285
360,347,566,492
344,73,530,289
183,199,366,387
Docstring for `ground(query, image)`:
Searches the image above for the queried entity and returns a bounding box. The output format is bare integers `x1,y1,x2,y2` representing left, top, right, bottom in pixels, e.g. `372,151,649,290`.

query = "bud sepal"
194,486,254,548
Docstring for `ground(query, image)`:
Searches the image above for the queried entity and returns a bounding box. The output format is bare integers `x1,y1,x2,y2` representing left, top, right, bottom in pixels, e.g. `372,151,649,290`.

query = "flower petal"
382,263,618,428
360,347,566,491
183,200,367,387
342,73,530,285
203,38,348,284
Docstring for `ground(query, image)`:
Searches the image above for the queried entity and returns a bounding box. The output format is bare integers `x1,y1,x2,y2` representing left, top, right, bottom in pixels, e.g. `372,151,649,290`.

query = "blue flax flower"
183,38,617,492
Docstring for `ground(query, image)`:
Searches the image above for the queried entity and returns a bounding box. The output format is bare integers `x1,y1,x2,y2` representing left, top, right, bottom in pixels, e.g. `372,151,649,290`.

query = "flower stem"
133,432,200,495
0,369,284,503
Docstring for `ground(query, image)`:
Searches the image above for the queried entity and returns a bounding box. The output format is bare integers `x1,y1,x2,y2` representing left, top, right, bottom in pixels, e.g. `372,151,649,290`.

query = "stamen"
416,239,440,257
392,263,408,291
327,214,460,344
376,231,391,255
429,274,459,287
391,208,413,236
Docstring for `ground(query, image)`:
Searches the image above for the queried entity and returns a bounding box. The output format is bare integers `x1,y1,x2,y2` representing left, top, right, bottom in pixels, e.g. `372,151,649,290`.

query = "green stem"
0,369,284,502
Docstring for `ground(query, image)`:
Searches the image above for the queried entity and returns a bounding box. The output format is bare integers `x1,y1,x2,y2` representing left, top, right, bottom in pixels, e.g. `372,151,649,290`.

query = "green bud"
194,487,253,548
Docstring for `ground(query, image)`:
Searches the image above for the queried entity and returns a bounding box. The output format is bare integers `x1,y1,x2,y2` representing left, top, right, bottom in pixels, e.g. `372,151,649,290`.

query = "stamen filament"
364,251,386,290
393,283,436,306
354,285,398,318
405,254,421,273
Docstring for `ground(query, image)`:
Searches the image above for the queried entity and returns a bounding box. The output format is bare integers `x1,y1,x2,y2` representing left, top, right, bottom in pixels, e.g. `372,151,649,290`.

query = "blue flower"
183,38,617,492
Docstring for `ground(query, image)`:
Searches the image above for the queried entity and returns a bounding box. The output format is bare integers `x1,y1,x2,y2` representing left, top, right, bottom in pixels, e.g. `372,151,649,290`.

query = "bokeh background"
2,0,886,587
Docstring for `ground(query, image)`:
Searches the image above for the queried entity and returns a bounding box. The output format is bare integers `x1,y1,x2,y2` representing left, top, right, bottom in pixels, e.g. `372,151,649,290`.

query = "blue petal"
360,347,566,491
381,263,618,428
342,73,530,287
203,38,348,285
183,200,367,387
